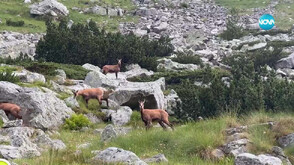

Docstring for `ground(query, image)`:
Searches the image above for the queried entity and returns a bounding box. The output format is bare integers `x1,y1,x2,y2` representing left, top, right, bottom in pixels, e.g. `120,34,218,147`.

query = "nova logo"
259,14,275,30
0,159,10,165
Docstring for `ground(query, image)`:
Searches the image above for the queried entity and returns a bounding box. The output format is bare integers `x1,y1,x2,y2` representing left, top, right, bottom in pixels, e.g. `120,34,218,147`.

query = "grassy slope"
13,112,294,165
215,0,294,30
0,0,137,33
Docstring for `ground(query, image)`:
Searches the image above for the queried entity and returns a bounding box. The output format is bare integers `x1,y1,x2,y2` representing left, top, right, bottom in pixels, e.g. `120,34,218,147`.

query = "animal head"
138,100,145,110
73,90,79,98
117,59,122,66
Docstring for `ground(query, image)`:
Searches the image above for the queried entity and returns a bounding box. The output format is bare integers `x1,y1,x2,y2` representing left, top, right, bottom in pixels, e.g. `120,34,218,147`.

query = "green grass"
13,112,294,165
0,0,137,33
0,60,90,80
215,0,271,10
274,1,294,30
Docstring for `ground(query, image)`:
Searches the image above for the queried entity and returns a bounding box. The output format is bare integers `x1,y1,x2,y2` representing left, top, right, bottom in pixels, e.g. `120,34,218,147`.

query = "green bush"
0,57,89,80
127,111,144,128
35,19,173,71
180,3,189,8
6,19,24,27
219,8,246,40
0,118,3,128
172,51,202,65
0,69,20,83
63,114,91,130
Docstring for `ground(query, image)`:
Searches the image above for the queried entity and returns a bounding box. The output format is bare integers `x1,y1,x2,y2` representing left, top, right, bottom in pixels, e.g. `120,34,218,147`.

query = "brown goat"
73,88,114,107
0,103,22,119
138,100,173,130
102,59,122,79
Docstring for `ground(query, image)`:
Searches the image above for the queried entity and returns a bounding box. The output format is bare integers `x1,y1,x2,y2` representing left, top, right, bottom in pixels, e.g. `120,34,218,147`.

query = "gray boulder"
223,139,248,156
82,63,101,72
84,113,102,124
0,110,9,123
157,58,200,71
84,5,107,15
101,124,117,142
109,78,165,110
65,96,80,108
107,8,118,16
235,153,282,165
92,147,147,165
164,89,182,115
30,0,69,16
153,22,169,33
135,7,158,16
278,133,294,148
0,81,73,129
111,106,132,126
3,119,23,128
13,69,46,83
276,52,294,69
144,153,168,163
85,71,119,88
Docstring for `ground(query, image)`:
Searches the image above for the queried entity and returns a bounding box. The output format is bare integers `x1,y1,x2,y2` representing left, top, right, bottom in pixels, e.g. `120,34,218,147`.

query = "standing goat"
0,102,22,119
138,100,173,130
73,88,114,107
102,59,122,79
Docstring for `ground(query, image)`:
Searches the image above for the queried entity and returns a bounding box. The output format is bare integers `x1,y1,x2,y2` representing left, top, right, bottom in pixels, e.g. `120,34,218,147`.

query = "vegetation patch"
6,19,24,27
172,51,203,65
35,20,173,71
63,114,91,130
0,58,89,80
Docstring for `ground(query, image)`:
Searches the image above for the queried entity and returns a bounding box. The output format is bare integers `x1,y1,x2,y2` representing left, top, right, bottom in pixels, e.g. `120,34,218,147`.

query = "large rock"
135,7,158,16
278,133,294,148
109,78,165,109
111,106,132,126
0,81,73,129
84,5,107,15
30,0,69,16
235,153,282,165
13,69,46,83
223,139,248,157
0,32,41,59
101,124,117,142
157,58,200,71
0,127,65,159
107,8,118,16
82,63,101,72
85,71,119,88
92,147,147,165
143,153,168,163
153,22,169,33
164,89,182,115
276,52,294,69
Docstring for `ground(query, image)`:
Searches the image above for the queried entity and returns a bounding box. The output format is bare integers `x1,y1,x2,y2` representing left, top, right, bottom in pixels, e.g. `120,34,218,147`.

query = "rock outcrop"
92,147,147,165
30,0,69,17
0,81,73,129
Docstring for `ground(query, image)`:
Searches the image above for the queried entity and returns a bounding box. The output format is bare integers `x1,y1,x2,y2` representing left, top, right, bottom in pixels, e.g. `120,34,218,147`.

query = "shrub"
172,51,202,65
63,114,91,130
0,57,89,80
35,19,173,71
219,8,246,40
6,19,25,27
127,111,144,129
180,3,189,8
0,69,20,83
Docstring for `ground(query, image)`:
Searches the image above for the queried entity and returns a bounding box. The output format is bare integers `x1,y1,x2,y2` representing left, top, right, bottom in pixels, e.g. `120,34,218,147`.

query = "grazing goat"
0,103,22,119
138,100,173,130
102,59,122,79
73,88,114,107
